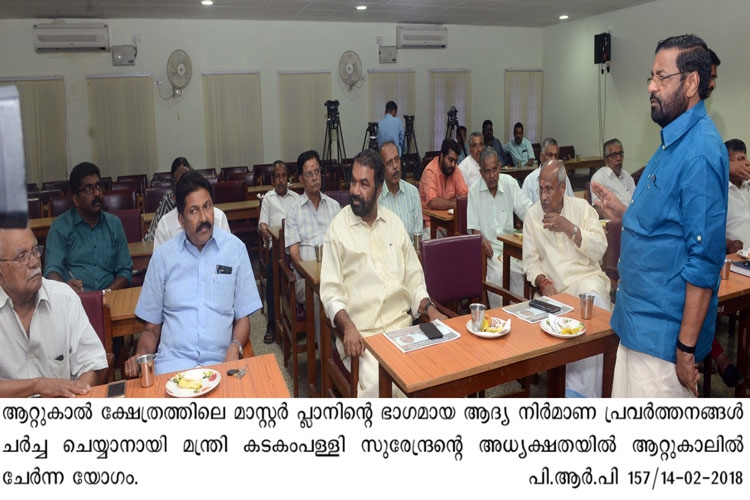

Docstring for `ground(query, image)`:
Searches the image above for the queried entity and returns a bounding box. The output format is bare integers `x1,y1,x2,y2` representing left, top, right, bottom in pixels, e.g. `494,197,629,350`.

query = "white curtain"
504,70,543,143
277,71,331,162
367,69,415,122
203,72,263,169
0,77,67,185
429,69,471,151
87,75,158,178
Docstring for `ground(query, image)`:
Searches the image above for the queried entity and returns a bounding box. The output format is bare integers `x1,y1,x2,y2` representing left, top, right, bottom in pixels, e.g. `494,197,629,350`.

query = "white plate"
738,249,749,259
447,208,454,215
465,318,510,339
166,368,221,398
540,317,586,339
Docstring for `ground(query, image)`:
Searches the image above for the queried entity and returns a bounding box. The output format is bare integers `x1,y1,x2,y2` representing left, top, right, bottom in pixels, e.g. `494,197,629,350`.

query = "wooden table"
365,293,619,398
142,199,260,234
424,209,455,240
497,232,523,290
30,216,55,239
128,240,153,271
500,165,536,182
295,259,322,398
248,183,303,198
84,355,289,398
717,254,750,397
564,156,605,172
103,286,144,338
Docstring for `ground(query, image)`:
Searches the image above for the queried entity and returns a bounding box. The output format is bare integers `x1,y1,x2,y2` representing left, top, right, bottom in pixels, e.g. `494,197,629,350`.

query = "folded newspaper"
503,297,573,324
384,320,460,353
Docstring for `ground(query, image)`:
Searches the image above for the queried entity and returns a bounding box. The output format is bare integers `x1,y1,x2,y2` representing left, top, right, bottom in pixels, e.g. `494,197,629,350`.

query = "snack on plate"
172,373,203,390
481,316,506,333
560,324,583,336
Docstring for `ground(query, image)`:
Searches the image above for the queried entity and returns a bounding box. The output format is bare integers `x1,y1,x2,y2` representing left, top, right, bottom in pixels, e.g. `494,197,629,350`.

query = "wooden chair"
454,195,468,235
320,321,359,398
144,187,171,214
253,163,274,186
152,171,172,183
323,190,350,208
49,196,73,217
220,165,249,180
214,180,257,251
27,183,39,192
99,177,112,191
112,180,142,196
116,174,147,195
111,208,143,243
194,168,217,177
79,291,115,383
276,221,310,397
42,180,69,194
226,171,254,188
603,219,621,304
103,189,136,211
150,179,172,189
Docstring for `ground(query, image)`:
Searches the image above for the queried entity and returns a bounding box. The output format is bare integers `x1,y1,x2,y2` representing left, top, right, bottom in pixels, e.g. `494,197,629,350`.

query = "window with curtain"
367,69,415,122
504,70,543,144
203,72,263,169
277,71,331,163
87,75,158,178
0,77,67,185
429,69,471,151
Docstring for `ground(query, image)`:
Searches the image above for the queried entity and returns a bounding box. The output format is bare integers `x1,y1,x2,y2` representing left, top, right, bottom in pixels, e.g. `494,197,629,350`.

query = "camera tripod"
362,122,378,151
322,102,346,189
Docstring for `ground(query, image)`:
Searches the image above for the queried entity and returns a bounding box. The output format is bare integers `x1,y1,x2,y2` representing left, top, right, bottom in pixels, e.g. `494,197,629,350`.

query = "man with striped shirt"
378,141,422,237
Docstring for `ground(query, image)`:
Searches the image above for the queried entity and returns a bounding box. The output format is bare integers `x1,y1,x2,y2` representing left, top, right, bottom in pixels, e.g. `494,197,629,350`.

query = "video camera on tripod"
404,114,415,131
325,100,340,126
445,106,459,140
363,122,379,150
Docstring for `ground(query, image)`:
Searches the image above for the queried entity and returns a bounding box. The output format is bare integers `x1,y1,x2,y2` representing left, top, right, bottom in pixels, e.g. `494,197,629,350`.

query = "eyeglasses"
605,151,625,160
77,183,104,195
536,185,560,197
647,71,684,85
303,169,321,179
0,245,44,266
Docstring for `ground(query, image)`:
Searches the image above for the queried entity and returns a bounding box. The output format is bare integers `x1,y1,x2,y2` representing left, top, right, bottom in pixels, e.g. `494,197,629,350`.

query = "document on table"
503,297,573,324
384,320,460,353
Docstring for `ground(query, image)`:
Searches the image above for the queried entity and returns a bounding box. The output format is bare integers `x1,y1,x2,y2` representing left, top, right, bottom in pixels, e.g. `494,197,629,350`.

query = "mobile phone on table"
419,322,444,340
106,380,126,398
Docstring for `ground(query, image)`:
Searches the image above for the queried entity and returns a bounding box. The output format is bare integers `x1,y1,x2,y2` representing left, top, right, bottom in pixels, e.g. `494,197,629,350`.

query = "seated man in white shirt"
0,227,107,397
320,149,445,397
522,137,574,203
258,160,300,344
467,147,532,302
458,131,485,189
523,159,610,397
153,165,230,249
590,138,635,218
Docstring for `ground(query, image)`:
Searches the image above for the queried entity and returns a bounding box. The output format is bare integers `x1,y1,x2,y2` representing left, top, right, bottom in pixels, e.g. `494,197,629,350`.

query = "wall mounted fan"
166,49,192,97
339,50,364,91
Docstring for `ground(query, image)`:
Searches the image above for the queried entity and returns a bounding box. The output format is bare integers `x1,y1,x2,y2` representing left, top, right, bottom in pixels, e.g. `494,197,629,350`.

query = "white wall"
542,0,750,173
0,19,541,175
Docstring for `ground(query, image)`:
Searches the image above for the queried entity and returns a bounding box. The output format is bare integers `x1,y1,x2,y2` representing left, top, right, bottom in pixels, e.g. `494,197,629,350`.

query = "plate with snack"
738,249,750,259
540,315,586,339
466,315,511,339
166,368,221,398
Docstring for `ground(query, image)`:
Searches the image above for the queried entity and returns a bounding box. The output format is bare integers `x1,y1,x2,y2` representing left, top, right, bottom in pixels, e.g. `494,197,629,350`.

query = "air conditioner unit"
396,24,447,49
33,23,110,53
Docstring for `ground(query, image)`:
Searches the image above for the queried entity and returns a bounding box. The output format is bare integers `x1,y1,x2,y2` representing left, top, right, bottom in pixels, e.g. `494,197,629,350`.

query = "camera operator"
377,101,405,155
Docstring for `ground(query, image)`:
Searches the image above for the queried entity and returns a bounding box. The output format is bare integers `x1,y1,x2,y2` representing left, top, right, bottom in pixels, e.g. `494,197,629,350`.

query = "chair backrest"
112,180,142,196
42,180,69,194
455,196,468,234
531,142,541,162
111,208,143,243
559,145,576,161
253,163,274,186
152,171,172,182
150,179,172,188
27,183,39,192
99,177,112,191
204,175,219,188
79,291,112,354
226,171,255,188
195,168,217,177
324,190,350,208
631,166,646,185
603,219,622,280
32,189,63,205
49,196,73,217
213,180,246,204
116,174,147,194
421,233,483,304
27,198,42,219
144,187,171,213
220,166,249,180
103,189,136,211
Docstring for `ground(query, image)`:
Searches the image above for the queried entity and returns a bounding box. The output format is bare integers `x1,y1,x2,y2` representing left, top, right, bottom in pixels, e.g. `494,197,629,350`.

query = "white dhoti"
612,344,696,398
335,337,405,398
485,255,524,307
563,290,607,398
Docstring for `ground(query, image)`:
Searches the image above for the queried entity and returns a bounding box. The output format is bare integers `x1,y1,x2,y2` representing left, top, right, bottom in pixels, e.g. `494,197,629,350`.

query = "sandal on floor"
263,331,275,344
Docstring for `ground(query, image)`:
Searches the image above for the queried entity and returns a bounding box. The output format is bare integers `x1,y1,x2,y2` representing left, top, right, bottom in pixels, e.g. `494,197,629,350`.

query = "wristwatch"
570,225,579,241
423,300,436,315
230,339,243,358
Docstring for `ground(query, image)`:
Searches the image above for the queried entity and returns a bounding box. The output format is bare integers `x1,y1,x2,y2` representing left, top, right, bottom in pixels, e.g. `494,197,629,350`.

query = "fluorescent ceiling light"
201,0,213,6
356,5,367,10
559,14,569,20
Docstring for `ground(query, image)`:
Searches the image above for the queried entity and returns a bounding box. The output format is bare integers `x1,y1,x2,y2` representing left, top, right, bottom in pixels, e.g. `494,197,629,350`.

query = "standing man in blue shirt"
603,34,727,398
123,171,261,376
376,101,405,156
44,162,132,293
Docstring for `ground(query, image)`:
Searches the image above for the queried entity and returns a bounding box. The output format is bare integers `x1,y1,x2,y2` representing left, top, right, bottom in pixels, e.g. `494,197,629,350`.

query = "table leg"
502,250,511,290
547,366,566,397
430,223,437,240
602,343,617,398
272,246,282,346
378,365,393,398
736,310,748,398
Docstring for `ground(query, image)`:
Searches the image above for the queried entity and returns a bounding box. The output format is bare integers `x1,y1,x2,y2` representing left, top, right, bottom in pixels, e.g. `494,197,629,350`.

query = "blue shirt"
377,114,405,155
489,138,511,166
612,101,728,364
378,179,422,236
504,137,534,166
44,208,132,291
136,228,261,374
